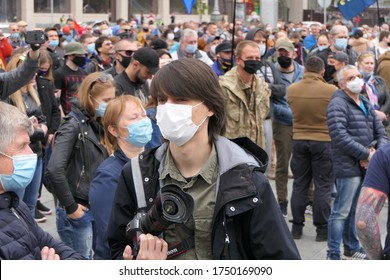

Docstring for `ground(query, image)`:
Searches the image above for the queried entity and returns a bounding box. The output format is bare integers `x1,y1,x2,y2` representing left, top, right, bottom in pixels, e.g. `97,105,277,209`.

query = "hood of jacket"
378,51,390,64
154,135,268,176
245,27,261,41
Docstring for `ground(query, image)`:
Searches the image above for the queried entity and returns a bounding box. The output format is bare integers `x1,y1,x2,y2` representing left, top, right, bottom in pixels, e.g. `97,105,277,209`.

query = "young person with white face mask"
108,58,300,260
89,95,153,260
326,65,388,260
0,101,83,260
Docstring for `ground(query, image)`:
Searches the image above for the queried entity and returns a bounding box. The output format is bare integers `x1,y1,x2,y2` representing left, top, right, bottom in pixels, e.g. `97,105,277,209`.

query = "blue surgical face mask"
318,45,329,51
0,152,37,192
49,40,59,48
96,102,108,117
123,118,153,147
66,35,73,42
132,24,138,29
87,43,95,54
186,43,197,54
359,67,373,79
334,38,348,50
11,33,19,39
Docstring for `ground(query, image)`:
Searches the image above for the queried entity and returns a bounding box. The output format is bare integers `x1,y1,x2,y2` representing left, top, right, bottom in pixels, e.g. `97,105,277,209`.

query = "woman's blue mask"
96,102,108,118
0,152,37,192
123,118,153,147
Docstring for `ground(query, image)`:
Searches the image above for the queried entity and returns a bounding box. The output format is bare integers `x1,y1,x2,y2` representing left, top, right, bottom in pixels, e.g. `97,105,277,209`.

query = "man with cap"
53,42,87,115
211,40,233,76
272,38,304,218
17,20,28,41
150,37,168,51
205,35,222,62
114,47,159,105
326,51,349,87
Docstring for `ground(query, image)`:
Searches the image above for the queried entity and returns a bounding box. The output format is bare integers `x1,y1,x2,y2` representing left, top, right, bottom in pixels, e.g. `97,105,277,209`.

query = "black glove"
30,44,40,51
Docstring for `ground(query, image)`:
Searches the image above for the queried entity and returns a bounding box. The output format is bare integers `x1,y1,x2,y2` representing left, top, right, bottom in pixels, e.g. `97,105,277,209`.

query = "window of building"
83,0,111,13
34,0,71,13
129,0,154,15
0,0,17,22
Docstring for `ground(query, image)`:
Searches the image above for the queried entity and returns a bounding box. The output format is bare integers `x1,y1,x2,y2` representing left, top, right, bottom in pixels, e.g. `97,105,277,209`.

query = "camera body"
26,30,46,45
126,184,194,257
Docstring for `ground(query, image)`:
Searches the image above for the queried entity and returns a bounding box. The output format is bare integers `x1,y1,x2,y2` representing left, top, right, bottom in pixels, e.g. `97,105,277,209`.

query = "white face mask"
167,33,175,41
210,45,217,54
346,77,364,94
156,102,207,146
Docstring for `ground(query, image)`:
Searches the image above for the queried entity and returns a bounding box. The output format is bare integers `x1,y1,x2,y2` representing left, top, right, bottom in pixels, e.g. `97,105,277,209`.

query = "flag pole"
231,0,237,65
376,0,381,29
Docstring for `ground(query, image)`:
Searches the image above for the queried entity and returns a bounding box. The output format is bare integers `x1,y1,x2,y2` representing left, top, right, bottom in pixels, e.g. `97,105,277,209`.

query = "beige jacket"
219,66,271,148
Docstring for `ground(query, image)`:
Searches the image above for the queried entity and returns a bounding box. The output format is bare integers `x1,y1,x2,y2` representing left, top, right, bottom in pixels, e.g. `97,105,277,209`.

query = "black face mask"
325,65,336,80
243,60,261,74
220,57,232,71
118,53,132,68
72,56,86,67
143,28,149,32
277,56,292,68
388,42,390,47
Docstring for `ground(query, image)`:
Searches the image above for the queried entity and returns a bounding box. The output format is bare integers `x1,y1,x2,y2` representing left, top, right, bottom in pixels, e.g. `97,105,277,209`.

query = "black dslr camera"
126,184,194,257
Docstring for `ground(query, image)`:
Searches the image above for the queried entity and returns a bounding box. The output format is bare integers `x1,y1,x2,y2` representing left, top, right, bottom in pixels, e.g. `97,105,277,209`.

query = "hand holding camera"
123,234,168,260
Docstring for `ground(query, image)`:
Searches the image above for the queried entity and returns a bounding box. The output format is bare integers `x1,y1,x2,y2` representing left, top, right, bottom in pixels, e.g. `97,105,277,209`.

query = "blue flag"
182,0,196,14
338,0,376,20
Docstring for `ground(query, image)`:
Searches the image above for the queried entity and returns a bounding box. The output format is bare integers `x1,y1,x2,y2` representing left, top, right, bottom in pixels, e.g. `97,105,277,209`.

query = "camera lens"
163,199,178,215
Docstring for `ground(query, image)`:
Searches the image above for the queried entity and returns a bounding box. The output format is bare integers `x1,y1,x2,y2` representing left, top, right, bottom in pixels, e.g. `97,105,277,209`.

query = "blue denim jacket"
272,61,304,126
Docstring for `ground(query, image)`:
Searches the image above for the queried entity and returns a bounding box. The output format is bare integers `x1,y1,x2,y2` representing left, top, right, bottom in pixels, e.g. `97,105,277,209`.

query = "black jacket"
0,192,84,260
107,136,300,260
36,75,61,136
46,101,108,214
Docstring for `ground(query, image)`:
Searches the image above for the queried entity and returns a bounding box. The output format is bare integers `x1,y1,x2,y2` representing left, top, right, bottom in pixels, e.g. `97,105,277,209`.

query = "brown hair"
77,72,115,117
38,49,54,81
357,51,375,64
102,95,145,154
150,58,226,142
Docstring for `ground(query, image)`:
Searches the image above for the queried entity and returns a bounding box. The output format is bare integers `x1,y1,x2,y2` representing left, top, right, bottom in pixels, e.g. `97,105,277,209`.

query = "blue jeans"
56,206,94,259
22,157,42,218
327,176,363,259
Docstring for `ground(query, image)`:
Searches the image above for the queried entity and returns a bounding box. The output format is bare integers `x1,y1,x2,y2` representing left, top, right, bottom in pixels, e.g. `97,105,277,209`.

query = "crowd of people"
0,13,390,260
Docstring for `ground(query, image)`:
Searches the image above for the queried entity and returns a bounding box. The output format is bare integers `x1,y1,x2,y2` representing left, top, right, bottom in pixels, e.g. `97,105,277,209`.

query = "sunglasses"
90,73,114,90
122,29,131,32
117,49,135,56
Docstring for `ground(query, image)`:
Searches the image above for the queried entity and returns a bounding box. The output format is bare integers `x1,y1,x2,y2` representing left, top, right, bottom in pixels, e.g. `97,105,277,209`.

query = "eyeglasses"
122,29,131,32
116,49,135,56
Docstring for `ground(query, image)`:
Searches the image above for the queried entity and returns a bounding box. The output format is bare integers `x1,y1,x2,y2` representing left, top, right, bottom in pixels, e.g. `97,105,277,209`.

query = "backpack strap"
131,156,147,209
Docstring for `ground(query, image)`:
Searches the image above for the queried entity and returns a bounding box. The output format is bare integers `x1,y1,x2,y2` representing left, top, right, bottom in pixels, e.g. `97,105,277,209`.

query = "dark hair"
305,56,324,73
94,36,110,55
80,33,93,44
379,30,390,42
353,29,363,39
150,59,226,142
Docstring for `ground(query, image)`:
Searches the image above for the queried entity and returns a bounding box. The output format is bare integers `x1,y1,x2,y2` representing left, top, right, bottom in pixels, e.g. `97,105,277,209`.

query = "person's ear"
108,125,119,138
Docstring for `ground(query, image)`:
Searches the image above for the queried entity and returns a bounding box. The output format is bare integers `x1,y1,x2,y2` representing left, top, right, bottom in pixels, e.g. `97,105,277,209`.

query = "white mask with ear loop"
156,102,207,146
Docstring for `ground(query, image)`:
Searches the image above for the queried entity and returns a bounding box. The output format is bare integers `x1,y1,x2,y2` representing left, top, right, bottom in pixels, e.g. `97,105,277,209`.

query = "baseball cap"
329,51,349,64
150,38,168,50
216,41,232,53
133,47,160,74
64,42,87,55
206,36,221,45
276,38,295,52
17,20,28,27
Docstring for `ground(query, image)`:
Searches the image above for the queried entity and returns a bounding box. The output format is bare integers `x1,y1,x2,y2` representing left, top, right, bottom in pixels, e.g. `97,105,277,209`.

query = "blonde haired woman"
357,51,390,126
89,95,153,259
5,53,48,222
46,72,116,259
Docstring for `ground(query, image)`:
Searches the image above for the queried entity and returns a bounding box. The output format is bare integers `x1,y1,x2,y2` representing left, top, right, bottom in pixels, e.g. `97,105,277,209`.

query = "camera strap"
166,236,195,259
131,157,147,209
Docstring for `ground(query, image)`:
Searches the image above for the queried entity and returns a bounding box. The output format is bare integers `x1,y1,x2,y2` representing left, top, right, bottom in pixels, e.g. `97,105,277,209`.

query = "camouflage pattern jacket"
219,66,271,149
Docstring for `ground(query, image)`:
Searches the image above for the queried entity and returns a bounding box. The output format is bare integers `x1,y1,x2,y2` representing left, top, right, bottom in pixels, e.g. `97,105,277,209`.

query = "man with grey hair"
317,25,358,82
171,28,213,66
0,101,83,260
326,65,388,260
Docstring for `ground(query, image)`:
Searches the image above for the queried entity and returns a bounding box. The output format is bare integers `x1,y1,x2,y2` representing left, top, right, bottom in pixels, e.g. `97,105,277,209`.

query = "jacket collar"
0,192,19,210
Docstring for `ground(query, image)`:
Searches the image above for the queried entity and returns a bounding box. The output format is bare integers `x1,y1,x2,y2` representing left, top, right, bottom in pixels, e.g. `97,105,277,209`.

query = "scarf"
363,76,379,110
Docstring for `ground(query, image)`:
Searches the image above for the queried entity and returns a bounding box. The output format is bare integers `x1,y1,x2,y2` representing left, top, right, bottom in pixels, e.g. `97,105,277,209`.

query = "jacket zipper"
11,207,20,219
76,165,85,190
